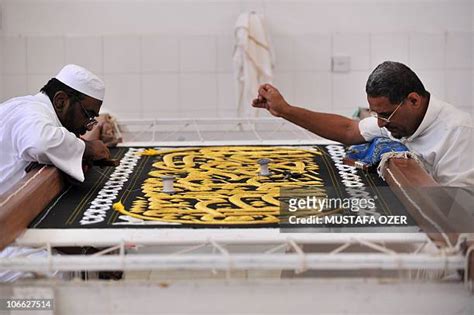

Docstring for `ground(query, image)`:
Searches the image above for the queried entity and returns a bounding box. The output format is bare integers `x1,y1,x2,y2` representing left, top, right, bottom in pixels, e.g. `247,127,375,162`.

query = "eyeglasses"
370,99,405,124
78,102,98,130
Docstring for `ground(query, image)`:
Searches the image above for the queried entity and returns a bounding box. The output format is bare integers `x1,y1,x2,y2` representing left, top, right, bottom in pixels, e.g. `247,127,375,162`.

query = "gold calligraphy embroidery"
113,146,329,225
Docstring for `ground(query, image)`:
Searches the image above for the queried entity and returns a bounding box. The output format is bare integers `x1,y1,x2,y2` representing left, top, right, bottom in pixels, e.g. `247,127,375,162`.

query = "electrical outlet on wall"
332,56,351,73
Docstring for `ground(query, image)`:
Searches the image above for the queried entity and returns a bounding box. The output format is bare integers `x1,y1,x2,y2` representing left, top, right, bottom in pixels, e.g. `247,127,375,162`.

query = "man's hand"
252,83,365,145
252,83,291,117
83,139,110,162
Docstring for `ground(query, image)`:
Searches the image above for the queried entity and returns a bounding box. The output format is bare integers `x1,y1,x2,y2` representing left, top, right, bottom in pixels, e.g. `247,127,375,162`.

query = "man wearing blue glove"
252,61,473,187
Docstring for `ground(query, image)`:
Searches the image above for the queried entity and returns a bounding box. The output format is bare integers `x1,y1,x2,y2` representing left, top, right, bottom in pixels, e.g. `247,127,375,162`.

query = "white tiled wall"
103,74,141,118
333,34,371,71
26,36,65,74
332,71,371,115
0,0,473,119
142,73,180,117
104,36,141,74
141,36,180,73
370,33,409,68
293,35,332,71
2,36,27,74
65,36,103,74
409,34,446,70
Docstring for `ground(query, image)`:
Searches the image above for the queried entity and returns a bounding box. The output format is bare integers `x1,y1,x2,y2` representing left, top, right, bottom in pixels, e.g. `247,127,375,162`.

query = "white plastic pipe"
0,253,465,272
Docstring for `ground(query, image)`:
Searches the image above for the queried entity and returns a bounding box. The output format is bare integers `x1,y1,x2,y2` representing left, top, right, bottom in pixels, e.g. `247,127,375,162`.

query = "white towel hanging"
233,12,275,117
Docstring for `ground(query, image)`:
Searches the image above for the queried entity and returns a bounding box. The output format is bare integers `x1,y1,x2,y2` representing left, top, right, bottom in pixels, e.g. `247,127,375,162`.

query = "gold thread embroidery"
115,146,331,225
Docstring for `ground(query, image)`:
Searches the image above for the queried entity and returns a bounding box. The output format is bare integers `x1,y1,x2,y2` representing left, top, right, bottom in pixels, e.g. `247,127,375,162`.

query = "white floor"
1,279,473,315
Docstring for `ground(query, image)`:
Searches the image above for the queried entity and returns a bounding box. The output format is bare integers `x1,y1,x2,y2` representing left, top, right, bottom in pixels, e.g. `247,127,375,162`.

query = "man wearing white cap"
0,64,110,195
0,64,109,282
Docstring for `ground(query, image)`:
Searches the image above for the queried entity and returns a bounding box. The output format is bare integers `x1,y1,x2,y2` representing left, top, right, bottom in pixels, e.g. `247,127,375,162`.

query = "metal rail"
3,236,468,281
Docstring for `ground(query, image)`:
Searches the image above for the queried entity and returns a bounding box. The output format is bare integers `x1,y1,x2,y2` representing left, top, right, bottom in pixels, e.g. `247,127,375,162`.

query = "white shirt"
359,96,474,187
0,92,86,195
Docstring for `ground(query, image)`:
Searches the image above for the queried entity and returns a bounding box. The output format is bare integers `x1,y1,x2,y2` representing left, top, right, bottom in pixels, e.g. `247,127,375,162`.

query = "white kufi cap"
55,64,105,101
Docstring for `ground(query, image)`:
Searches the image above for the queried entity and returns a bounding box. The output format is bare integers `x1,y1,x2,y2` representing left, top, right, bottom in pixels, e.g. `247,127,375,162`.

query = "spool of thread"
162,175,175,193
258,158,271,176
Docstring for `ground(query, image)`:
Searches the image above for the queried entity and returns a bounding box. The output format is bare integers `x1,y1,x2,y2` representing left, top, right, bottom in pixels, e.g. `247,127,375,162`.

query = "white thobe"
359,96,474,187
0,92,86,195
0,92,85,282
